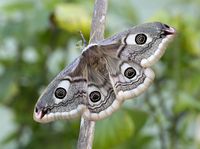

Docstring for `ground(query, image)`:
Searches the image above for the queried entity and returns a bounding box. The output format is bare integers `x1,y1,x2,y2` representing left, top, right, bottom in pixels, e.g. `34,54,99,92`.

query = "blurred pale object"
54,4,91,35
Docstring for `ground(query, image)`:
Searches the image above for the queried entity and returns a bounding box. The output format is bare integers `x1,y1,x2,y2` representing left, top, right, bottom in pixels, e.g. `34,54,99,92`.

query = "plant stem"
77,0,108,149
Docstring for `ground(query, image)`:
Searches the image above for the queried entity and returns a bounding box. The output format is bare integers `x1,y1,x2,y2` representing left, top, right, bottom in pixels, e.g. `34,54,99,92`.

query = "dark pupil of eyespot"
135,33,147,45
124,67,136,79
89,91,101,102
55,87,67,99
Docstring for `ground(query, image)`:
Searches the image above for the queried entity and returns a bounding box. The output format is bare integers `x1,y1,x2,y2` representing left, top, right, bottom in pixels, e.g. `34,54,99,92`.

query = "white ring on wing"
53,80,70,104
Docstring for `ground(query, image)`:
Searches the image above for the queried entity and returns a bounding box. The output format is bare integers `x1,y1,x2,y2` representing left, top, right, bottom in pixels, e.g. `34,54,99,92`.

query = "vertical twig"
77,0,108,149
90,0,108,43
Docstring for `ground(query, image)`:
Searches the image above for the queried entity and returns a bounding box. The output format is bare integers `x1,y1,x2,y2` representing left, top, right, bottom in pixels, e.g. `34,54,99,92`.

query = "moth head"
33,72,87,123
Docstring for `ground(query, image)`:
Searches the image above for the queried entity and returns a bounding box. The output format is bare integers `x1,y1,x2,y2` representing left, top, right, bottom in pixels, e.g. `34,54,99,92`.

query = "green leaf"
0,70,18,103
111,108,151,149
124,108,149,135
1,1,34,13
94,109,135,149
132,134,154,149
174,92,200,113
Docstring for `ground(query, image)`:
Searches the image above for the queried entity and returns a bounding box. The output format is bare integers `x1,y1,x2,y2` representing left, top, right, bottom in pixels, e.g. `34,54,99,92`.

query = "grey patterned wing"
99,22,176,67
33,57,88,123
82,57,122,121
105,57,155,100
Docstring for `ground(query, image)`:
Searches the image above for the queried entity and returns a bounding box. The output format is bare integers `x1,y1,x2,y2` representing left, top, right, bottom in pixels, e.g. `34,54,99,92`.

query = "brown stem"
77,0,108,149
90,0,108,43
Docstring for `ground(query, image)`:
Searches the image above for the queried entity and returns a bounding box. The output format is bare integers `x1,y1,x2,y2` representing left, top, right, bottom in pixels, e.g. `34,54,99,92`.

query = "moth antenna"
79,31,87,47
89,31,96,44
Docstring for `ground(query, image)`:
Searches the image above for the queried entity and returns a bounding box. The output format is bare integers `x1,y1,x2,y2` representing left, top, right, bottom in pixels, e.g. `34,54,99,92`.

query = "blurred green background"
0,0,200,149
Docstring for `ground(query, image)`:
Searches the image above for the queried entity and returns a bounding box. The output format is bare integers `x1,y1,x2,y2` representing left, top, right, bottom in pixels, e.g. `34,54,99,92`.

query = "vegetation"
0,0,200,149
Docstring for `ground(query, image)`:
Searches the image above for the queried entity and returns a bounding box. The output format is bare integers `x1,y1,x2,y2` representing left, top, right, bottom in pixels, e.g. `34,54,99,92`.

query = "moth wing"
97,22,175,101
98,22,176,68
33,57,88,123
83,58,123,121
105,57,155,101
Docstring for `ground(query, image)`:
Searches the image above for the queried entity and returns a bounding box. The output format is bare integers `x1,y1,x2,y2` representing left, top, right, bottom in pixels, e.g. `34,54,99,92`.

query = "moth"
33,22,176,123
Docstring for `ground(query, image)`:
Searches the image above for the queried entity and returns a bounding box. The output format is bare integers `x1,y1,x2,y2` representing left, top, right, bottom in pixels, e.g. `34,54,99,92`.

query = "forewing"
33,57,88,123
99,22,176,67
